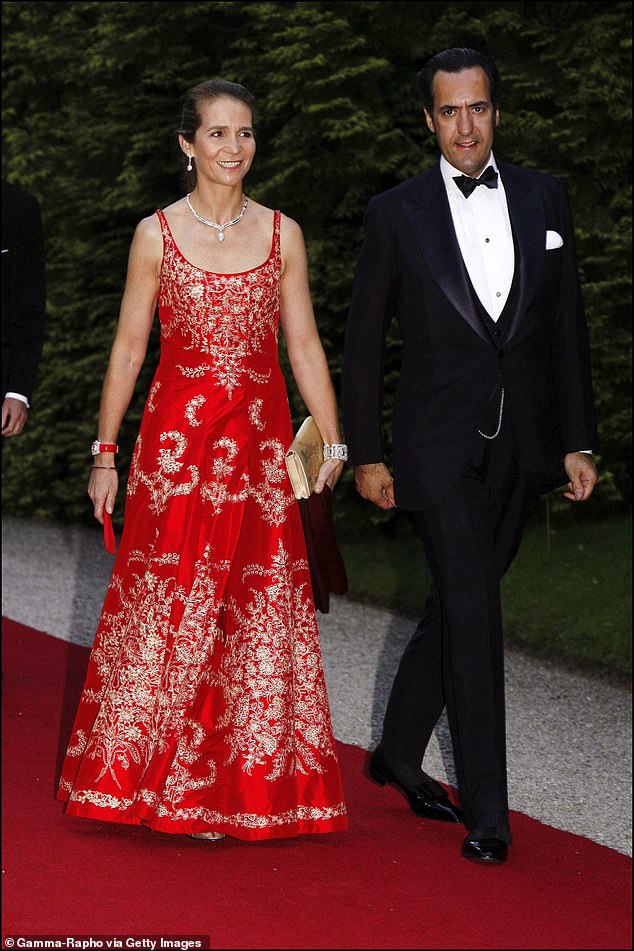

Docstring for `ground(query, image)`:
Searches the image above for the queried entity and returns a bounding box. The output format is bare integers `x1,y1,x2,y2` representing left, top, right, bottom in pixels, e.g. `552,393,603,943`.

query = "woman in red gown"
57,80,348,841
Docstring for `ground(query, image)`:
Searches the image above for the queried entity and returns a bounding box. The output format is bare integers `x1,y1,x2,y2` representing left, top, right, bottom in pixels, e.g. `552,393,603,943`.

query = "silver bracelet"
323,443,348,462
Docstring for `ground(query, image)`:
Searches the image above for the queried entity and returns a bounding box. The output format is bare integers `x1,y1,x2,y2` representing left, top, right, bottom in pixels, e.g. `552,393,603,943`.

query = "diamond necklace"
186,193,248,242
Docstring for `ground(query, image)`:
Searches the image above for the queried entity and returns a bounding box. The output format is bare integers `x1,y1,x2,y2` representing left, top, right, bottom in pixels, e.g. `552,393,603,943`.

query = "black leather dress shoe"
461,834,508,863
368,748,464,823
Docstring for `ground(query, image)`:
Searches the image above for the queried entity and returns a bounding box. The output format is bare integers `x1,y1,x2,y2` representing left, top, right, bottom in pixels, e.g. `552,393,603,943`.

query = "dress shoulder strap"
155,208,171,240
154,208,177,271
273,209,282,260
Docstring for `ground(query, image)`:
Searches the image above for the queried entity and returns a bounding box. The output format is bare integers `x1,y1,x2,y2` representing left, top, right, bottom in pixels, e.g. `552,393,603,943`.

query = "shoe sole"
462,851,507,864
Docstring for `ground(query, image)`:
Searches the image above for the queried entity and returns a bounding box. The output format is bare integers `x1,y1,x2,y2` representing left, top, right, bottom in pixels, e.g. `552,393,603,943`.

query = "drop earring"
186,155,193,172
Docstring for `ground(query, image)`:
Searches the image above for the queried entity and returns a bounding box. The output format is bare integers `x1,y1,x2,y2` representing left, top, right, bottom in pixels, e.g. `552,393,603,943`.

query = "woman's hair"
416,48,501,114
177,79,257,190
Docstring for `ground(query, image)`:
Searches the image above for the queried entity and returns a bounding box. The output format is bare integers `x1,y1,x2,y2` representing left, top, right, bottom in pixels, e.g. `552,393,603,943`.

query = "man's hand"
563,452,599,502
355,462,396,510
1,398,28,437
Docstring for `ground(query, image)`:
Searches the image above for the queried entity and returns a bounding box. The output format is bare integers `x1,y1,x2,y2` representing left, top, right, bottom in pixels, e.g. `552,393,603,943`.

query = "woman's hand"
88,468,119,524
313,459,344,494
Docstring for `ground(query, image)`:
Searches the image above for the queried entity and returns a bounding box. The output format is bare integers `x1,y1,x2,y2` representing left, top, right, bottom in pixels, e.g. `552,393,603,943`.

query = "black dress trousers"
380,420,536,830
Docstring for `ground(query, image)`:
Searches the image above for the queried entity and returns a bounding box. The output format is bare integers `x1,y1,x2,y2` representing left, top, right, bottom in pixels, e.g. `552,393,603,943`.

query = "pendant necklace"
186,193,248,242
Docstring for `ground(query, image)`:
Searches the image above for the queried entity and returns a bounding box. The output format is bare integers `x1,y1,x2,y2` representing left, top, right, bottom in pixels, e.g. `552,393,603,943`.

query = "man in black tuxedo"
2,180,46,443
342,48,598,863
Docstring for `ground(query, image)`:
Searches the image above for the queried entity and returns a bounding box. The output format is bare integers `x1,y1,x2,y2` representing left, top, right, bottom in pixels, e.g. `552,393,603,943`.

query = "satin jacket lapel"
499,164,546,343
402,174,491,344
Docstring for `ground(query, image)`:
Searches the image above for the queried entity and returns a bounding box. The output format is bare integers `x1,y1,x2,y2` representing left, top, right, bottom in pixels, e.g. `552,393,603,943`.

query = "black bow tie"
453,166,499,198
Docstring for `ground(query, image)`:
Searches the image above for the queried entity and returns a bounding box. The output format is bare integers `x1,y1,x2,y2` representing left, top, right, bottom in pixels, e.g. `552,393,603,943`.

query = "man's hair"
416,48,501,113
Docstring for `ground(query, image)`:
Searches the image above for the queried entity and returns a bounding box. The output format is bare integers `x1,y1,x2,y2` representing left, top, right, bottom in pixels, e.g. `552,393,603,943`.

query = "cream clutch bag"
285,416,324,499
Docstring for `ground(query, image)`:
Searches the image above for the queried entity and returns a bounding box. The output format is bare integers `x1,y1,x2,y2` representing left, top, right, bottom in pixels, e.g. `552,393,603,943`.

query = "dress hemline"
56,790,348,841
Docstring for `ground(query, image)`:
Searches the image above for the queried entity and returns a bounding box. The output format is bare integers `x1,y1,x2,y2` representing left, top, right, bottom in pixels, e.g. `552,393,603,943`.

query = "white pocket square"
546,230,564,250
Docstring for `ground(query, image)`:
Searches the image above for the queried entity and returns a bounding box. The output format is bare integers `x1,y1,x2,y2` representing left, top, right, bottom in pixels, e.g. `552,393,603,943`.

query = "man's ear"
424,109,435,134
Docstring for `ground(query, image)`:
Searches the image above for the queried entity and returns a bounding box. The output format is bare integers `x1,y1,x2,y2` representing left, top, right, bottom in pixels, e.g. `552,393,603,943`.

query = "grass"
337,507,631,684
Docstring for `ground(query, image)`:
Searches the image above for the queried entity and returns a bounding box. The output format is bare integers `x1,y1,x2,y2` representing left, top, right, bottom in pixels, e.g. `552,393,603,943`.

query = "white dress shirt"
4,392,29,407
440,153,514,321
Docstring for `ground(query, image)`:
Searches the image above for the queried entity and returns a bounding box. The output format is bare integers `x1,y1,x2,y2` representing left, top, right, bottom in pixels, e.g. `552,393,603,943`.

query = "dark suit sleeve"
342,197,397,465
4,188,46,401
551,180,599,454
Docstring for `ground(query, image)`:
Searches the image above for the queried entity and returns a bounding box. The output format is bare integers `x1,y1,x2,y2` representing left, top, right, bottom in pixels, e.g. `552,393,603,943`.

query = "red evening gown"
56,209,347,840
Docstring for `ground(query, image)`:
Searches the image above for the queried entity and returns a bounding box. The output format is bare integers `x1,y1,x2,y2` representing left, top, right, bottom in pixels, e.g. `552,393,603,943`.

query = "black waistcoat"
464,229,521,433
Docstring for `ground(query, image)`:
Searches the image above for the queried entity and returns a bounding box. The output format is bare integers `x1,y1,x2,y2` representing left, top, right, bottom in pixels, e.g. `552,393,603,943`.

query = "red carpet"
2,617,632,950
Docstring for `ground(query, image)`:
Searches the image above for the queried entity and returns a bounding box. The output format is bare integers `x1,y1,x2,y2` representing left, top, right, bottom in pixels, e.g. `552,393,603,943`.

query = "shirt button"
485,238,490,243
496,291,502,297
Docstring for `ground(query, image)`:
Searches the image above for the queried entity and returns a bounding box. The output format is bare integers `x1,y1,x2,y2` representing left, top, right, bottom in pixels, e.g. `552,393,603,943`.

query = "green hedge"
2,1,631,524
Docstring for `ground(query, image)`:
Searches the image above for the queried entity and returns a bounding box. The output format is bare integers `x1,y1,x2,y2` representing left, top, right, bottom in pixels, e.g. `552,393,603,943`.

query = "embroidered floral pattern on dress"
140,718,218,808
248,398,266,431
157,212,281,399
127,431,200,516
82,563,179,787
69,544,227,788
200,436,250,514
185,395,206,427
218,540,338,781
147,381,161,412
176,363,213,379
57,208,347,839
250,438,296,526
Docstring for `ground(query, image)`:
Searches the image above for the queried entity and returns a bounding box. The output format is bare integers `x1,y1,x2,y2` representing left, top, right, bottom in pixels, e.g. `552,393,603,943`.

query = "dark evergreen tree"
2,1,630,523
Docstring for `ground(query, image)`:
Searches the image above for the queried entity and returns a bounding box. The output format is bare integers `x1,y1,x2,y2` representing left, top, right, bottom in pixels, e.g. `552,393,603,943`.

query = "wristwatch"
91,440,119,456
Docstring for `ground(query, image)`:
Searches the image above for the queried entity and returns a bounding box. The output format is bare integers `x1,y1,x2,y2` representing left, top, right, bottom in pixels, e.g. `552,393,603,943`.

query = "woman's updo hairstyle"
177,79,257,191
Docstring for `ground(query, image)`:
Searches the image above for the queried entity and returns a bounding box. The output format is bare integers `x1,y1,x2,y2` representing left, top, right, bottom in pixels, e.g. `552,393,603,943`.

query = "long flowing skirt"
57,360,347,840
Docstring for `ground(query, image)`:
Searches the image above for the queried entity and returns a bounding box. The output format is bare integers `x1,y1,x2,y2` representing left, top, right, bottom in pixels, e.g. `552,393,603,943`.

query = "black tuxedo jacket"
342,160,599,511
2,180,46,403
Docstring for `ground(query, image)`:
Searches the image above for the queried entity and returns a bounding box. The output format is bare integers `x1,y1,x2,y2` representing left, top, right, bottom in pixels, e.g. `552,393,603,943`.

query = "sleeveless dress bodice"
157,208,282,397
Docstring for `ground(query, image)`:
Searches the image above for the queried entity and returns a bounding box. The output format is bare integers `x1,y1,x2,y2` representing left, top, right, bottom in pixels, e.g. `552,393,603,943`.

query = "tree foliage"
2,0,631,524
